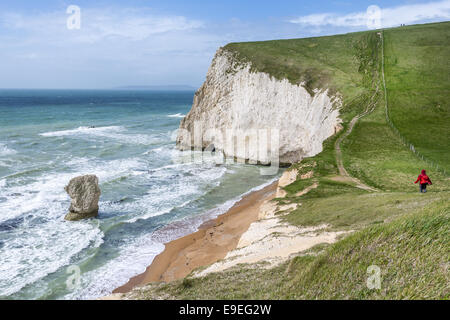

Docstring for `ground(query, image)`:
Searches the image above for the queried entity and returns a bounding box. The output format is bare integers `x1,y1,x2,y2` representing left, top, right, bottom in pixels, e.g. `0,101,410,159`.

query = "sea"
0,89,278,300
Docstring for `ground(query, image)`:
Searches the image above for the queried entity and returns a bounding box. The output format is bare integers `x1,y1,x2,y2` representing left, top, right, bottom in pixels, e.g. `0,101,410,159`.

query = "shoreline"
113,181,278,294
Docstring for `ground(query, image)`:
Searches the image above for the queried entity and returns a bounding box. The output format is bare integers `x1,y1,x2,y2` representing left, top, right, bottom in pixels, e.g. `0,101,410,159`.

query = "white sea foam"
0,143,17,156
122,162,227,223
40,126,163,145
40,126,124,137
143,146,182,160
124,199,192,224
0,218,104,297
64,157,146,185
0,160,12,167
65,233,164,300
167,113,185,118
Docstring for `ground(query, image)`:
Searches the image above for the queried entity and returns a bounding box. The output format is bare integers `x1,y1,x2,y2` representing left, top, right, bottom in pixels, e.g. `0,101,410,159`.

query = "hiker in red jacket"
414,169,432,193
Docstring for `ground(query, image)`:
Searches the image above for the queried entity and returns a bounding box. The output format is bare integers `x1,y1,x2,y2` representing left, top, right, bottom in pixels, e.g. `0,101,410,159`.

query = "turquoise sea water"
0,90,277,300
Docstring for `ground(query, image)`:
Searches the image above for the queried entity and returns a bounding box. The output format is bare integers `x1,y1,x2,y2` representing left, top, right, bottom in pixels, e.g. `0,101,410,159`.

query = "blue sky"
0,0,449,89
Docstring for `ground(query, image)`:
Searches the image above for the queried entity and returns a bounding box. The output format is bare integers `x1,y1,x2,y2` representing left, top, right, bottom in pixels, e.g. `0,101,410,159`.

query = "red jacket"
415,170,432,185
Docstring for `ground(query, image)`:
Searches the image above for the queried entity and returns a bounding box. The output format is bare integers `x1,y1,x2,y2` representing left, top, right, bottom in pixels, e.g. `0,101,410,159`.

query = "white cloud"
289,0,450,28
0,7,204,43
80,9,204,42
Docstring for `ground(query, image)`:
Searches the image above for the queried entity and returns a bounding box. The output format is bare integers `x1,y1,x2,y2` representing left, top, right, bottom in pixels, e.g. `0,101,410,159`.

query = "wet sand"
113,181,277,294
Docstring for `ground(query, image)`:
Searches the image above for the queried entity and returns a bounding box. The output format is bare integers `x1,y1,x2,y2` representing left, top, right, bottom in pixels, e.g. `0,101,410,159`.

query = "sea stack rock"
64,175,101,221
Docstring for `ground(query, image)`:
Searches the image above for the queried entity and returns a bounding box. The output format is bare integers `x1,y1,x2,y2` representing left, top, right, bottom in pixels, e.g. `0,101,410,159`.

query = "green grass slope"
384,22,450,173
129,22,450,300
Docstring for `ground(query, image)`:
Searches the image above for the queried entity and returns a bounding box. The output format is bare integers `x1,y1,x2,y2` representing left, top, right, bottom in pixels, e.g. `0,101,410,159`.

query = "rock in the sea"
64,175,101,221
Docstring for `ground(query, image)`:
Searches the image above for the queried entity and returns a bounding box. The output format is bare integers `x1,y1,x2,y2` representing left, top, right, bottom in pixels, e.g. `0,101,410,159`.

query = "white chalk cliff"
176,48,343,164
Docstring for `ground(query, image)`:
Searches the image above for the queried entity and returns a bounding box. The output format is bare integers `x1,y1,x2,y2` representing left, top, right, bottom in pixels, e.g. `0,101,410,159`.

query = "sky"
0,0,449,89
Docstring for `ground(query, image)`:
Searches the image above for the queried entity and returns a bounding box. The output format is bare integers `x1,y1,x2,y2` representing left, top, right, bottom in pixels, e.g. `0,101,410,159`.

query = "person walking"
414,169,432,193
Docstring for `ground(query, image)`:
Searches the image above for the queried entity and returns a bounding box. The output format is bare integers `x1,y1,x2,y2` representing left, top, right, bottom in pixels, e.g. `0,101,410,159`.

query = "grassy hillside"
127,22,450,300
384,22,450,173
341,84,449,192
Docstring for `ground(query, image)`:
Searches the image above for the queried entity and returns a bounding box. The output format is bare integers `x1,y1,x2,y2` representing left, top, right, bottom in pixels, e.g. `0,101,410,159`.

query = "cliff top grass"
224,30,379,111
383,22,450,173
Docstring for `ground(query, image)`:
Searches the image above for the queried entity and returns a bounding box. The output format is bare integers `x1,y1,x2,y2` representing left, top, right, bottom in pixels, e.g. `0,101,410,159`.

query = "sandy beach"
113,181,277,294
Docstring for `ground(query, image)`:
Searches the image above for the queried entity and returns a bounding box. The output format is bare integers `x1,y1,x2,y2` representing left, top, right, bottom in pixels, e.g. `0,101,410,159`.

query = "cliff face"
176,48,343,164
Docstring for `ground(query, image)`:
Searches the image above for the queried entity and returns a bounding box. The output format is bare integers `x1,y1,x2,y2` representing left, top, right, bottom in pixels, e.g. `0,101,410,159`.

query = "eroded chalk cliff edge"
176,48,343,164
